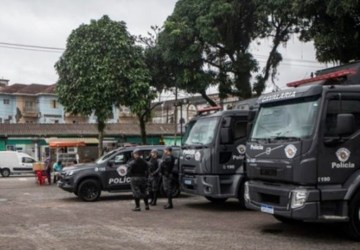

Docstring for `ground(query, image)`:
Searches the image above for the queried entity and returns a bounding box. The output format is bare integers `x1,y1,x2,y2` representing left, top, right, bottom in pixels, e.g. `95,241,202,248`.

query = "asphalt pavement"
0,175,358,250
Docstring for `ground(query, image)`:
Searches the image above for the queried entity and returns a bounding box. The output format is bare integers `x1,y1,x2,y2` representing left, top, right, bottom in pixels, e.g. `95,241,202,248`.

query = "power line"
0,42,64,54
0,45,63,54
0,41,323,65
0,42,64,51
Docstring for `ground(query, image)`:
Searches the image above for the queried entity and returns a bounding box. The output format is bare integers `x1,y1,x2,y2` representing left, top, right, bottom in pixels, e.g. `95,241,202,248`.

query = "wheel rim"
2,169,10,177
81,184,98,200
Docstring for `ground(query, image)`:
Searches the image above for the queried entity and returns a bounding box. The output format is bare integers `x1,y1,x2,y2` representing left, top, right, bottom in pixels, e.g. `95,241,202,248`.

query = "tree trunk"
97,120,106,157
200,90,217,106
138,114,147,145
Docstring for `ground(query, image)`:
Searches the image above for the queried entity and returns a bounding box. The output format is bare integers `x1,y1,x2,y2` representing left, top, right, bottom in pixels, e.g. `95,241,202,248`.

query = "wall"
38,95,64,123
0,94,16,123
16,95,38,123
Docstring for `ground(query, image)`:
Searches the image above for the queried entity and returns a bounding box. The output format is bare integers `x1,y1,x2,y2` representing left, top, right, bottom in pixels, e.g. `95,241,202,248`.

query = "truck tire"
238,183,246,209
205,196,228,203
1,168,10,177
77,179,101,202
345,192,360,240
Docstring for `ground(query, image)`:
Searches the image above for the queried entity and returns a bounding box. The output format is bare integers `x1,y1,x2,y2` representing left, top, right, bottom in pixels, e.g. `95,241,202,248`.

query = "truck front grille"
181,164,196,174
259,193,280,205
260,168,277,176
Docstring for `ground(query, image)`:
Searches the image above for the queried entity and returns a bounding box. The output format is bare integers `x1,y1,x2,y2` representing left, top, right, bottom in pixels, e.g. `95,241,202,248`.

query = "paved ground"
0,175,359,250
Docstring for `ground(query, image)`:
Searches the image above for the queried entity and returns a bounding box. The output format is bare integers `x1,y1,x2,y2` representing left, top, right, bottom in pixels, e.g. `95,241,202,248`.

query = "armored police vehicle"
245,61,360,239
58,145,181,202
180,103,256,207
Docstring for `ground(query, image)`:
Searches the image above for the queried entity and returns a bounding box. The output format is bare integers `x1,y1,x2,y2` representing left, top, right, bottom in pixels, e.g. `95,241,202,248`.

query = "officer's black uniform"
161,148,175,209
127,152,149,211
148,156,161,206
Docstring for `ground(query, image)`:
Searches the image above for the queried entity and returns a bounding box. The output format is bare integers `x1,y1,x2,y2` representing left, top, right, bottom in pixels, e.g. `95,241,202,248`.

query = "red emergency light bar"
287,68,357,88
197,106,222,115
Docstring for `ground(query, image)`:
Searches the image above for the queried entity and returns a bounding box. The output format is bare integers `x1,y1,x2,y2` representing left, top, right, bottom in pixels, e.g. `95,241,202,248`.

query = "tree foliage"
156,0,299,102
55,15,150,155
295,0,360,63
253,0,299,94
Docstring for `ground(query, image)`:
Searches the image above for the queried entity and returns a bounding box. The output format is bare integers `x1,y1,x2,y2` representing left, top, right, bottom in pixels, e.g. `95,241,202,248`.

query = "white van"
0,151,36,177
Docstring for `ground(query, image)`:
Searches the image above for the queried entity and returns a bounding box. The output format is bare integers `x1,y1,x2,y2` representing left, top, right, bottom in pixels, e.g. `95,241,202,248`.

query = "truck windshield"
251,97,320,140
183,117,219,146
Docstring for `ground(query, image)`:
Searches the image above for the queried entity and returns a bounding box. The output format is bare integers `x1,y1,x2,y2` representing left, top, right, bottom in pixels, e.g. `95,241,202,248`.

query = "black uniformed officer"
127,148,149,211
147,149,161,206
161,146,176,209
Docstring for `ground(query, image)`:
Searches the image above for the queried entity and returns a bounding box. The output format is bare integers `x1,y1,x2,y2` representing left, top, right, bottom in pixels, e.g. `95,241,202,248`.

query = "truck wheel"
345,192,360,240
1,168,10,177
77,179,101,202
238,183,246,209
205,196,228,203
273,215,301,224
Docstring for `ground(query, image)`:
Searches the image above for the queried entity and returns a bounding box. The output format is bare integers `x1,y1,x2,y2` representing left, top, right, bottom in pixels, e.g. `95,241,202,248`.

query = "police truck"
245,61,360,239
180,102,257,207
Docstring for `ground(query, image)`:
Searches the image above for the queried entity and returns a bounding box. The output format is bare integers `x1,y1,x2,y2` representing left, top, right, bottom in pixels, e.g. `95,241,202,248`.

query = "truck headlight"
290,190,308,209
244,182,250,202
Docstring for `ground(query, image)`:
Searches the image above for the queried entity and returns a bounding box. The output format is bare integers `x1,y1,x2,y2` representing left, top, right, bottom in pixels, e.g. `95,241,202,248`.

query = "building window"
25,100,36,112
52,100,58,109
3,99,10,105
0,118,2,123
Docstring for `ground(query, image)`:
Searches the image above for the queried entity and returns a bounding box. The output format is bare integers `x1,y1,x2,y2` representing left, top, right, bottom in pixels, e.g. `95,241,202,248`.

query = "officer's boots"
148,191,153,204
164,197,173,209
132,198,141,212
150,193,157,206
144,196,150,210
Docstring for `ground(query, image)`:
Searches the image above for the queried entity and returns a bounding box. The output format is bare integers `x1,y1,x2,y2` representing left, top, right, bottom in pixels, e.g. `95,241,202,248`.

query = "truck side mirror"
335,113,355,136
220,128,233,144
248,110,256,121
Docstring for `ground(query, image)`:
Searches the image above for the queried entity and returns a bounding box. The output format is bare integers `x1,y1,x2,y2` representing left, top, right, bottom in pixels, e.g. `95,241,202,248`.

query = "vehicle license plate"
184,179,192,185
260,204,274,214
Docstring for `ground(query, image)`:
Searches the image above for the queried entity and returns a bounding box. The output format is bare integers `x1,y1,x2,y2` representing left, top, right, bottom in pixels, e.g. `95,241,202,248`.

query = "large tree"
253,0,299,94
156,0,299,103
295,0,360,63
130,26,171,144
55,15,150,156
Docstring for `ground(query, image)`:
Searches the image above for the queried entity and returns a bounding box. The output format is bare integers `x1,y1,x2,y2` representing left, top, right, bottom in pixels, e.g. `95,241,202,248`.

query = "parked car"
0,151,36,177
57,145,181,201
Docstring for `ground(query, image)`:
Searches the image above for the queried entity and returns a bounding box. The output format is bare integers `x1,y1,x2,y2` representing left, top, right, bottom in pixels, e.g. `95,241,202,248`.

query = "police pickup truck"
58,145,181,201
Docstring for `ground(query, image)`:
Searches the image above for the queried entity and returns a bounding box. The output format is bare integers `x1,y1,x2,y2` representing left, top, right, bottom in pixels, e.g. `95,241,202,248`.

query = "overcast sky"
0,0,327,93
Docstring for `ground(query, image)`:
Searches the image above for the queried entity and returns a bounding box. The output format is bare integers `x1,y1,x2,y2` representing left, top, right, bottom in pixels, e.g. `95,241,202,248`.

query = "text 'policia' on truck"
179,100,257,207
244,61,360,240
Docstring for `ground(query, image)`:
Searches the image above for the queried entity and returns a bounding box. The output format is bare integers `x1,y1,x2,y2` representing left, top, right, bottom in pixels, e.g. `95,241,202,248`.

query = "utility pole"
174,85,178,146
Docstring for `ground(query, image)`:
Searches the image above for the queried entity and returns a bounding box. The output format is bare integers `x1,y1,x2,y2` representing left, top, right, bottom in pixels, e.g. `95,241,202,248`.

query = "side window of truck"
325,98,360,136
233,120,247,140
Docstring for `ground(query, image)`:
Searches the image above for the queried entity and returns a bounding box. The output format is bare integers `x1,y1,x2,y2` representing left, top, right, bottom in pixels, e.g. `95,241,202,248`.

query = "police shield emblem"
237,144,246,155
336,148,351,162
116,165,127,177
